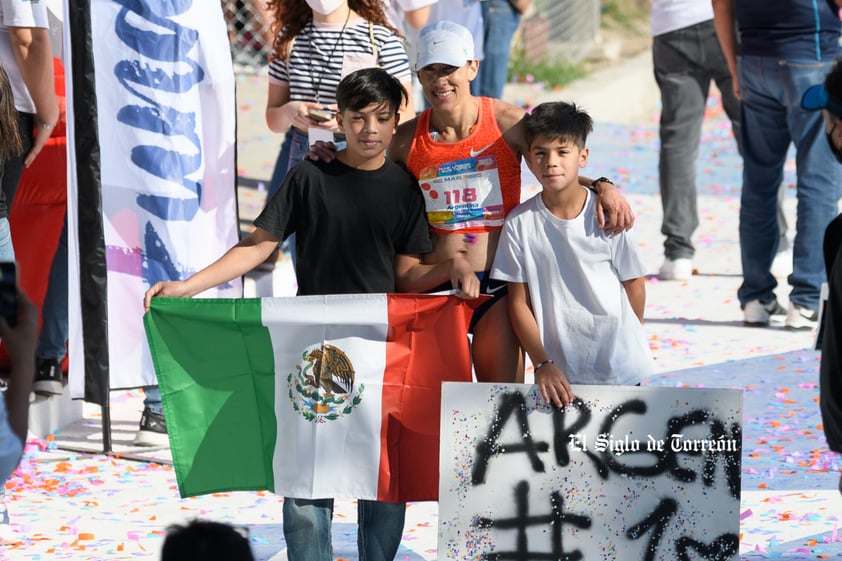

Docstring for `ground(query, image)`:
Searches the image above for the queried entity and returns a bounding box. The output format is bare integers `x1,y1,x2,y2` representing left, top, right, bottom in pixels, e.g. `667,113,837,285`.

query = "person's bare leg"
471,296,524,383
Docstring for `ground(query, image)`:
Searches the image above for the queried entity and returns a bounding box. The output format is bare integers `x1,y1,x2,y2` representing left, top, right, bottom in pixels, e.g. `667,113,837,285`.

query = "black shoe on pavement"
33,357,63,396
132,407,169,447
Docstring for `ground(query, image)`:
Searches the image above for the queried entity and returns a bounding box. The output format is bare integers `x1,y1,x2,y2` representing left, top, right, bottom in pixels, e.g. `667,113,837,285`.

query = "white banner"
440,383,742,561
67,0,241,396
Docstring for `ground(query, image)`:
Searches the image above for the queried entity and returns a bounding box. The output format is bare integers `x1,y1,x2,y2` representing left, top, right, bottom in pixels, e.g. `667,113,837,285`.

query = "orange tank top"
405,97,521,234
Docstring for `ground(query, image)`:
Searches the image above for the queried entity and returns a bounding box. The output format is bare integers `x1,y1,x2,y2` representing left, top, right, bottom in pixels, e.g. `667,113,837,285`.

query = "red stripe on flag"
379,294,477,502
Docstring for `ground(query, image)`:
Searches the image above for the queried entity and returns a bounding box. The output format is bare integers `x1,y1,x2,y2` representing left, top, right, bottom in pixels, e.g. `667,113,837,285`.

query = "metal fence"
521,0,601,64
222,0,601,74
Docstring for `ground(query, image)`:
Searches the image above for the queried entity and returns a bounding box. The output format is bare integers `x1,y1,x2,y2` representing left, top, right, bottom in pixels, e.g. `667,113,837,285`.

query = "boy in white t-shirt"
491,101,654,408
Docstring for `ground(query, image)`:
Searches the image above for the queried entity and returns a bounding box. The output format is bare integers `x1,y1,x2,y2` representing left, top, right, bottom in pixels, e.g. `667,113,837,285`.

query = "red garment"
406,97,521,234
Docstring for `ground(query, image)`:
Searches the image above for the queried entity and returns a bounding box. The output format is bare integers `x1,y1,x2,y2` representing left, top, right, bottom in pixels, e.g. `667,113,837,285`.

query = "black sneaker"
132,407,169,447
33,357,63,396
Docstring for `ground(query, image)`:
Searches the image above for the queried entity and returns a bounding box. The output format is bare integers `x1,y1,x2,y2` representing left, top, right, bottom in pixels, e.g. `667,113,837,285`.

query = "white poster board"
439,383,742,561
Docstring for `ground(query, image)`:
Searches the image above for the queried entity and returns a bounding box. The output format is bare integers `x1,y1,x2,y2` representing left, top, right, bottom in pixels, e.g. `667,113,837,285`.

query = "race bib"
418,155,505,231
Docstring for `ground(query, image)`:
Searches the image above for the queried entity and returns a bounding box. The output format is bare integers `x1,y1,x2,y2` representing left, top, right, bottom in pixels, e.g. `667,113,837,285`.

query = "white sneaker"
785,303,818,331
743,299,786,326
658,258,693,281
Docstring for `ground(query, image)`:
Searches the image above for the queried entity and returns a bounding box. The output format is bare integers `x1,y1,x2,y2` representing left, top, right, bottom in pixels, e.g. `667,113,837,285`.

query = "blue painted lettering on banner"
113,0,205,222
110,0,209,286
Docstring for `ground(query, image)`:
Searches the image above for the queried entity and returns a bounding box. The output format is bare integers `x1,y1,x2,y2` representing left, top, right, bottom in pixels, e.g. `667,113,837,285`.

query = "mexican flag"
144,293,477,502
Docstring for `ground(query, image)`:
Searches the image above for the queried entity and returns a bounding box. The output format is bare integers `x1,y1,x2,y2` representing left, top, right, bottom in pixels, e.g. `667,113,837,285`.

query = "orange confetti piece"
78,533,95,541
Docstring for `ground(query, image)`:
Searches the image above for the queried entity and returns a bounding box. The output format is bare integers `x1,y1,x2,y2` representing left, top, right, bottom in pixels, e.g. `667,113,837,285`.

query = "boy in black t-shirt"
143,67,477,561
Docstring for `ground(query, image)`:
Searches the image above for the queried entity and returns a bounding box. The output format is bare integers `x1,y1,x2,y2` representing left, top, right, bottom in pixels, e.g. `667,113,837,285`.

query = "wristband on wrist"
592,176,614,187
534,359,554,371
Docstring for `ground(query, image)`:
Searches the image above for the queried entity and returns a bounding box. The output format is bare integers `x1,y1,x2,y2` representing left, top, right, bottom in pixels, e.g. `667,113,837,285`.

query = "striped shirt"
268,18,411,106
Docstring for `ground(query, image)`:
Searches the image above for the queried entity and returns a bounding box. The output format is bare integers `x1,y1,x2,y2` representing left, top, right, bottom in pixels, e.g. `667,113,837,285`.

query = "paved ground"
3,52,841,560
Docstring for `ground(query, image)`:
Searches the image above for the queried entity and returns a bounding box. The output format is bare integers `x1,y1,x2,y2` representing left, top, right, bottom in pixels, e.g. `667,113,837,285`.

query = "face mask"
305,0,345,15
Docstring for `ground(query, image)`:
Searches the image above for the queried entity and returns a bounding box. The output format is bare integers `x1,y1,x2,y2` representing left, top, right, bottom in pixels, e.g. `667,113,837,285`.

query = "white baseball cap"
415,20,475,71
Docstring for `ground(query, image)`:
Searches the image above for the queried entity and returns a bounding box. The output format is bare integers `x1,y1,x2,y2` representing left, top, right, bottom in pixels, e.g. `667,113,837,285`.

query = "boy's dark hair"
336,67,408,115
524,102,593,150
160,519,254,561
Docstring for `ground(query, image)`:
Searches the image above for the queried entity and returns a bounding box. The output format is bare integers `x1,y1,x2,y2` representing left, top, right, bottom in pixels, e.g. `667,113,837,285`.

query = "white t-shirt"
0,0,49,113
427,0,483,60
383,0,439,31
0,395,22,484
382,0,438,58
650,0,714,37
491,188,654,386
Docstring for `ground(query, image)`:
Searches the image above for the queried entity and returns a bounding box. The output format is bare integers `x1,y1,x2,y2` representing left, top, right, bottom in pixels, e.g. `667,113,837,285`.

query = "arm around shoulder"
584,177,635,233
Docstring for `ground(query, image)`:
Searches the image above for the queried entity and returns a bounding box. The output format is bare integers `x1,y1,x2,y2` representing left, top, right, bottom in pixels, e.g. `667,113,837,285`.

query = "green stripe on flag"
144,298,277,497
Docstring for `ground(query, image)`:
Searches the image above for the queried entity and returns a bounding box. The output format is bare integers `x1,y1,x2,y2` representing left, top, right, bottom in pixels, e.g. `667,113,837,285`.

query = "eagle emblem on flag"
288,344,365,422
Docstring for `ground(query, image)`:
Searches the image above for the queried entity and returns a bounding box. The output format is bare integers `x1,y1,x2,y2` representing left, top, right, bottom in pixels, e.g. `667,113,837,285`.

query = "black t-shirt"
255,158,432,295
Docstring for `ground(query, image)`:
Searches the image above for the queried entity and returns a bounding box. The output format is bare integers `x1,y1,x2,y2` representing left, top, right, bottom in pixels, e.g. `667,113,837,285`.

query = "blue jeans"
143,387,163,415
283,497,406,561
654,20,740,260
478,0,520,99
737,54,842,311
37,216,68,359
0,218,14,262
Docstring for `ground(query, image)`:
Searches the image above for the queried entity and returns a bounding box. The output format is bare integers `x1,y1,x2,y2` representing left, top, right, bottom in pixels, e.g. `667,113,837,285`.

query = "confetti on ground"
4,74,838,561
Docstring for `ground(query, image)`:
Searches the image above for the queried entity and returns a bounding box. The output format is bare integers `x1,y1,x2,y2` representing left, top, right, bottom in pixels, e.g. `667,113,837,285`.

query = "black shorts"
431,271,507,333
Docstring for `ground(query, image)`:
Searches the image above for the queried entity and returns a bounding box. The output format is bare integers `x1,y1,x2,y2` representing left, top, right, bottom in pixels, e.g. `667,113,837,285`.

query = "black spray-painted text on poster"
439,383,742,561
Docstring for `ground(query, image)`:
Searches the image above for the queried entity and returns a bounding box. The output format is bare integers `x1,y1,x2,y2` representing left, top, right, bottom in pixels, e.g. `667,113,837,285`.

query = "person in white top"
380,0,437,117
651,0,743,283
382,0,438,35
0,0,59,207
491,102,654,407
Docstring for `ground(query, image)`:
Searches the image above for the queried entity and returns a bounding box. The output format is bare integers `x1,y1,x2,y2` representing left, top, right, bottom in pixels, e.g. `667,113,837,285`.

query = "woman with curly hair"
264,0,414,201
0,65,22,261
